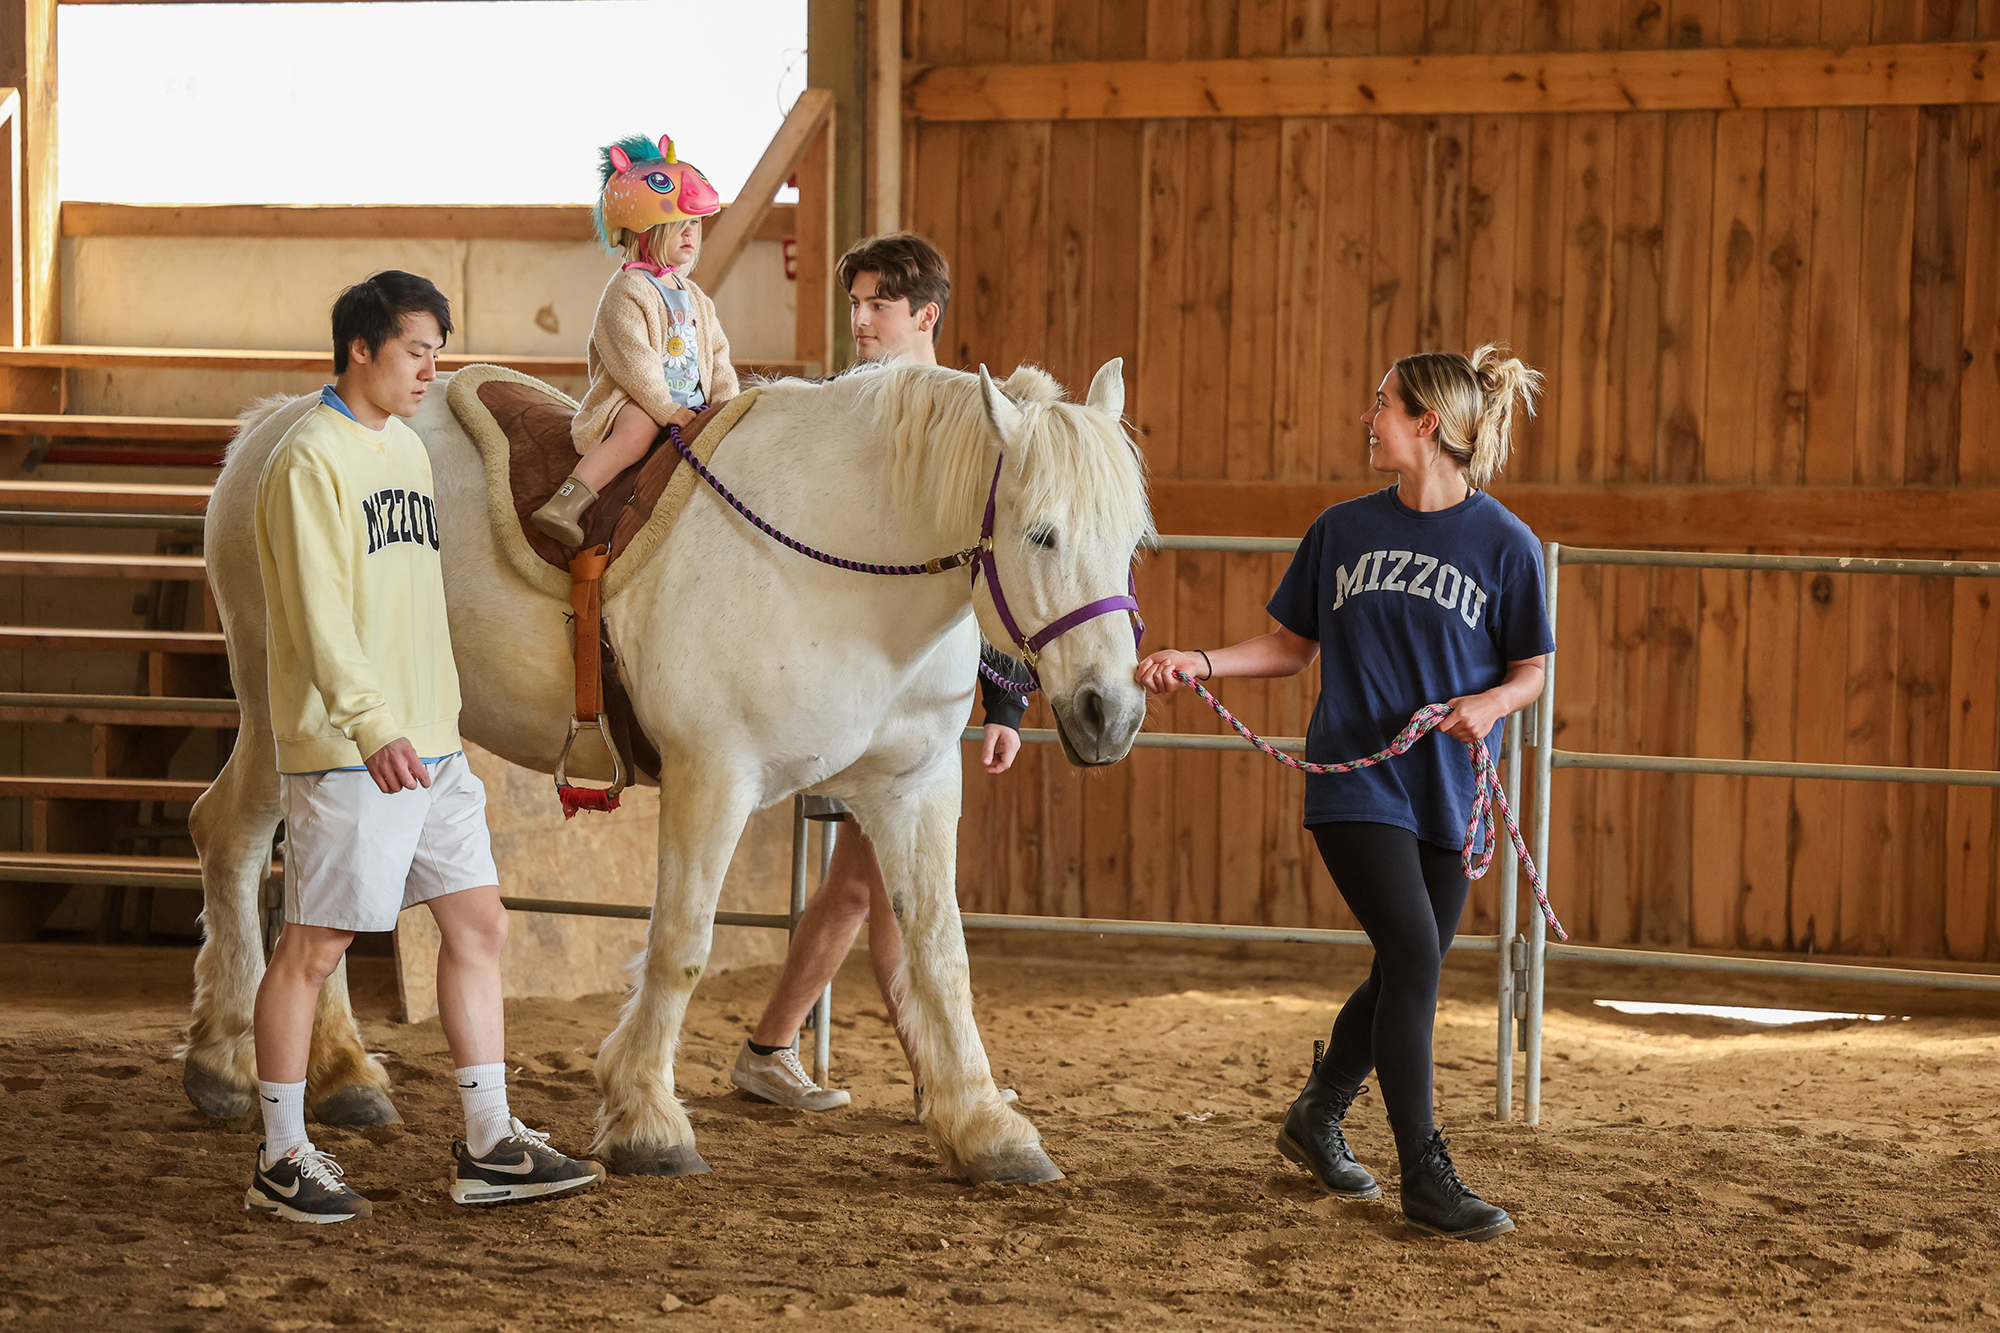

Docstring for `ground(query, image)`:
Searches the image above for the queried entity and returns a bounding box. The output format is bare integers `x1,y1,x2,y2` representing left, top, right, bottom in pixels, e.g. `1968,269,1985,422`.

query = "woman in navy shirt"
1138,346,1553,1243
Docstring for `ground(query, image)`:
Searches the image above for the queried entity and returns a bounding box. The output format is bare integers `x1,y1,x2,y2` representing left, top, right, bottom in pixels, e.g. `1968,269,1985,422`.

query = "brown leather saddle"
473,376,738,806
477,376,737,572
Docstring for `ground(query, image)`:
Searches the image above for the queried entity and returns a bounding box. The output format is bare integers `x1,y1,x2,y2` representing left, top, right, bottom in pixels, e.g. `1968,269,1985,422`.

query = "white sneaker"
730,1041,851,1111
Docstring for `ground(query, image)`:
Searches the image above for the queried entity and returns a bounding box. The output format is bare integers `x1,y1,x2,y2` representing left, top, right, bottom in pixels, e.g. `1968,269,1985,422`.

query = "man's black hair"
331,270,454,373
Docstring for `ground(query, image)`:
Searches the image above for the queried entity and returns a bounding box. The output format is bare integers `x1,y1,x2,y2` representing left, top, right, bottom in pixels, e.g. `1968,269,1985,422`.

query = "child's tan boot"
530,475,598,547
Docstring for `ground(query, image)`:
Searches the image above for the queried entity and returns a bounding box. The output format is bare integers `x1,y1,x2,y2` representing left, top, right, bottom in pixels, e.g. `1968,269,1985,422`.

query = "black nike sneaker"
451,1119,606,1206
244,1143,373,1224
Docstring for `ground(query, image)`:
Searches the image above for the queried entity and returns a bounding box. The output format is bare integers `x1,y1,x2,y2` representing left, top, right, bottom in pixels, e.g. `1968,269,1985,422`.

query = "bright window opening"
58,0,807,205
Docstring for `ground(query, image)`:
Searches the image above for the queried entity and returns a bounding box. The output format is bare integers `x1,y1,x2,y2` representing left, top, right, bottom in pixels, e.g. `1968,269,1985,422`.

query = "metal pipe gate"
501,535,2000,1108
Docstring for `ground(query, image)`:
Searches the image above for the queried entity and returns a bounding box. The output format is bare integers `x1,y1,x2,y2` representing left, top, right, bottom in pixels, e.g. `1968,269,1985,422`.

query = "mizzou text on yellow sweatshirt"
256,398,463,773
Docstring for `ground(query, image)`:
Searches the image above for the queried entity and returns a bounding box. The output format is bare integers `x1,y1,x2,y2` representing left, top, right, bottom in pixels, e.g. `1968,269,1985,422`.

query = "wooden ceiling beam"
909,41,2000,122
62,201,798,243
695,88,834,294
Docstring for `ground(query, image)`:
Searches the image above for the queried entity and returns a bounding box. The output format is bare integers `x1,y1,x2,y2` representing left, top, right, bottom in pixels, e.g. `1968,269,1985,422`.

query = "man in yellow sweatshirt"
244,271,603,1223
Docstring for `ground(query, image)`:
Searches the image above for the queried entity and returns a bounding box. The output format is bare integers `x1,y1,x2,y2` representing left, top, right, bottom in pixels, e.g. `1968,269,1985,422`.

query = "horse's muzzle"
1051,678,1145,768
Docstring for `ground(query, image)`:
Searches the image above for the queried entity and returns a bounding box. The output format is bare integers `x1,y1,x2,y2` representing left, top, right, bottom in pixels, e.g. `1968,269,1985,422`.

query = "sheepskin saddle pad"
445,363,760,603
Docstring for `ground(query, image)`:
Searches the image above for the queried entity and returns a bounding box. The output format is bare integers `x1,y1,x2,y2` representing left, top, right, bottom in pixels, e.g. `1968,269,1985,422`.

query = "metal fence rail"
482,532,2000,1109
23,524,1944,1104
21,498,1988,1111
1516,541,2000,1125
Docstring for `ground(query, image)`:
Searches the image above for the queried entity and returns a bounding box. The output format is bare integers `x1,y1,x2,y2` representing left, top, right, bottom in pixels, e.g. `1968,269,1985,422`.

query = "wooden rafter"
865,0,901,235
694,89,834,294
0,5,54,344
908,41,2000,122
0,86,20,347
62,201,798,243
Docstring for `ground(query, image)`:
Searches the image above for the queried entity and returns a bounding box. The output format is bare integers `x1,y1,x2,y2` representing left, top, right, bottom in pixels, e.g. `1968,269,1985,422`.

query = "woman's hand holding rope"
1134,659,1566,941
1135,650,1210,694
1435,690,1510,744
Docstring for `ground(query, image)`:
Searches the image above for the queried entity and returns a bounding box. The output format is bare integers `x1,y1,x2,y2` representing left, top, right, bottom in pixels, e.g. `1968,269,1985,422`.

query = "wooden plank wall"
910,0,2000,963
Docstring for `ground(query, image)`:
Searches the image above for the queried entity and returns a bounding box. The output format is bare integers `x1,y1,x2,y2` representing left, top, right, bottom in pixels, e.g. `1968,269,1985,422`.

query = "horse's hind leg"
182,734,283,1116
307,959,397,1126
182,736,395,1125
592,766,755,1176
869,786,1061,1185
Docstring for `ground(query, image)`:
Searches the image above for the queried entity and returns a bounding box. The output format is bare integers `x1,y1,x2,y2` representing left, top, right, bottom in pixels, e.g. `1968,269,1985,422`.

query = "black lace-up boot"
1276,1052,1380,1200
1399,1130,1514,1241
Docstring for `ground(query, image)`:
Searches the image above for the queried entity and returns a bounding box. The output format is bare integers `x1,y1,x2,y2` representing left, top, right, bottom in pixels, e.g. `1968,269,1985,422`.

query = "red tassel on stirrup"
558,782,622,820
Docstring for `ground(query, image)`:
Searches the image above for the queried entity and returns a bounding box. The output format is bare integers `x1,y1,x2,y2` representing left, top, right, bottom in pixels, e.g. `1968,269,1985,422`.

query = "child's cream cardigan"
570,268,740,454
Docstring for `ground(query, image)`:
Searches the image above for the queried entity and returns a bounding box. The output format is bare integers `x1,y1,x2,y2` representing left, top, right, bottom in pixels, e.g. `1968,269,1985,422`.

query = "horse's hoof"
183,1060,253,1118
312,1085,402,1128
964,1145,1064,1185
607,1143,711,1177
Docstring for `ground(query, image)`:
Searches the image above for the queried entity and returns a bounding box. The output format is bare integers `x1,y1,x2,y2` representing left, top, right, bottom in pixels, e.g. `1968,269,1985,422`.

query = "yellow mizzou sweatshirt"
256,396,463,773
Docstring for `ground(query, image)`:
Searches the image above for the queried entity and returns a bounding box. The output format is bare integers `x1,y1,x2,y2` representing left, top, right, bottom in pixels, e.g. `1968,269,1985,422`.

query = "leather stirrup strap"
568,544,611,722
554,544,626,817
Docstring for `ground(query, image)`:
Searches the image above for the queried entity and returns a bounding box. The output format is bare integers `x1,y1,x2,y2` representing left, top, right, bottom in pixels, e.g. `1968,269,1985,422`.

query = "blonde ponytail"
1391,344,1545,487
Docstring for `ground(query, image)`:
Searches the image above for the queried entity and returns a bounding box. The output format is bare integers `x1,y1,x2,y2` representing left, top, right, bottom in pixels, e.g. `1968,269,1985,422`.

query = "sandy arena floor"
2,937,1998,1332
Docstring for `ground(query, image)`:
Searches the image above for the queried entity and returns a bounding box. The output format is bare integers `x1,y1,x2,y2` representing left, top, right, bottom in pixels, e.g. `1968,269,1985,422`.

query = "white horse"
180,360,1150,1183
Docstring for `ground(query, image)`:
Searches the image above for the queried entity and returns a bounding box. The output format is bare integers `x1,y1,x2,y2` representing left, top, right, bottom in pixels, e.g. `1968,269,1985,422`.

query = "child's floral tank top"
641,272,707,410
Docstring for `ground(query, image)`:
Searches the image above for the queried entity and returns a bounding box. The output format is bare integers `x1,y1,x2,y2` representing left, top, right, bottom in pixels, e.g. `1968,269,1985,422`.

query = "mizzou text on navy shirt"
1265,486,1555,850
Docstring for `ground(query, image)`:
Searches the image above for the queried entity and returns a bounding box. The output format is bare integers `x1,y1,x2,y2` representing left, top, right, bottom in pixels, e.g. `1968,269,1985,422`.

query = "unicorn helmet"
593,133,722,249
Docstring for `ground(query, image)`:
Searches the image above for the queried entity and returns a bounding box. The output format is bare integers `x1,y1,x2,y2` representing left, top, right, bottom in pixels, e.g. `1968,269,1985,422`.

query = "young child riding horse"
531,133,740,546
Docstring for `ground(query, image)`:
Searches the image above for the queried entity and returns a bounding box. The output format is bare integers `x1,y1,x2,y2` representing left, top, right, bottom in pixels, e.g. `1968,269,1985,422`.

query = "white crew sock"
257,1080,309,1166
455,1063,513,1157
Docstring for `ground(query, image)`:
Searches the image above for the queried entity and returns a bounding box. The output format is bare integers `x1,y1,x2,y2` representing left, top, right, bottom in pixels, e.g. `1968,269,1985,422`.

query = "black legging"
1310,821,1470,1166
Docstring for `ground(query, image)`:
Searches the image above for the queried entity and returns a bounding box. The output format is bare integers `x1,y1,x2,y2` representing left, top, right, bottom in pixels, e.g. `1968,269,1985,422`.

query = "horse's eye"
1026,526,1057,550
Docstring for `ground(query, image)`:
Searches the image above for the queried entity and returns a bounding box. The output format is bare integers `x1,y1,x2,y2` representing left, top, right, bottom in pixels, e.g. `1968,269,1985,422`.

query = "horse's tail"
224,392,311,468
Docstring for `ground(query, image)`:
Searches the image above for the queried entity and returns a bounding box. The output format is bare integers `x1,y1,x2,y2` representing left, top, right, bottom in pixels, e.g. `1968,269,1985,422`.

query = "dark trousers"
1310,821,1470,1165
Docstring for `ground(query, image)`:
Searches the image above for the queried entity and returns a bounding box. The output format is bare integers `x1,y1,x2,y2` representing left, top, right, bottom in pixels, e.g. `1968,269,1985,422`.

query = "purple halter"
972,457,1144,685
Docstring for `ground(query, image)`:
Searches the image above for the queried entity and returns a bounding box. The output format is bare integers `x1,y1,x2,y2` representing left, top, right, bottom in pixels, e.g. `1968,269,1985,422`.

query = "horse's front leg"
869,781,1062,1185
592,762,756,1176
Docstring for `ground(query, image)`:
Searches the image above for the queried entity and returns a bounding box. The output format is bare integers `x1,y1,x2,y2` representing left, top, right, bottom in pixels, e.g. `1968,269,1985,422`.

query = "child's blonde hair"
617,219,701,267
1391,344,1544,487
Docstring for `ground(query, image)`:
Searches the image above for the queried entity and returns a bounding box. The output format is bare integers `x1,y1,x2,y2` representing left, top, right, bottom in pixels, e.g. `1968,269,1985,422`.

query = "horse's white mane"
759,361,1153,543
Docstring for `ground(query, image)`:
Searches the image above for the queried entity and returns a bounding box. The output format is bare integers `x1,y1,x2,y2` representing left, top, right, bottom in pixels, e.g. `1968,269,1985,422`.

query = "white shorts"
279,752,499,933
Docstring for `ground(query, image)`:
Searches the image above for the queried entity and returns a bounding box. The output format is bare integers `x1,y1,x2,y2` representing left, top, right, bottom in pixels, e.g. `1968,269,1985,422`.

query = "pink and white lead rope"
1170,669,1567,941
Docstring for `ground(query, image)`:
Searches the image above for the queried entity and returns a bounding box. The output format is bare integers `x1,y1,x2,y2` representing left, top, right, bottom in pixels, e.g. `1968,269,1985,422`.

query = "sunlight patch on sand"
1593,999,1902,1026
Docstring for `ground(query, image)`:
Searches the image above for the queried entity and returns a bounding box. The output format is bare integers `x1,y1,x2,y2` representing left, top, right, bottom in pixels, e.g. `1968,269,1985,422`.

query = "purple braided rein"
1171,669,1567,941
670,422,1040,694
669,423,978,578
979,660,1036,694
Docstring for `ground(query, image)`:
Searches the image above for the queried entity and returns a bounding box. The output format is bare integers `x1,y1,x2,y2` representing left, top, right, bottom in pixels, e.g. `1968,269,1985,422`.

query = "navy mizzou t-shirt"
1266,486,1555,849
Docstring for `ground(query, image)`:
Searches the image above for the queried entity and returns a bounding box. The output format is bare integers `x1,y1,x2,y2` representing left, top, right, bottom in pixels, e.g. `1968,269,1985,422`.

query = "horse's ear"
658,134,677,164
609,145,633,174
1086,357,1126,420
977,365,1024,451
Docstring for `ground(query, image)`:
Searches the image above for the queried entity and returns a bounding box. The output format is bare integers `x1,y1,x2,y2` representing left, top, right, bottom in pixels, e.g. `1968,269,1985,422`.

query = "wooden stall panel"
910,0,2000,958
